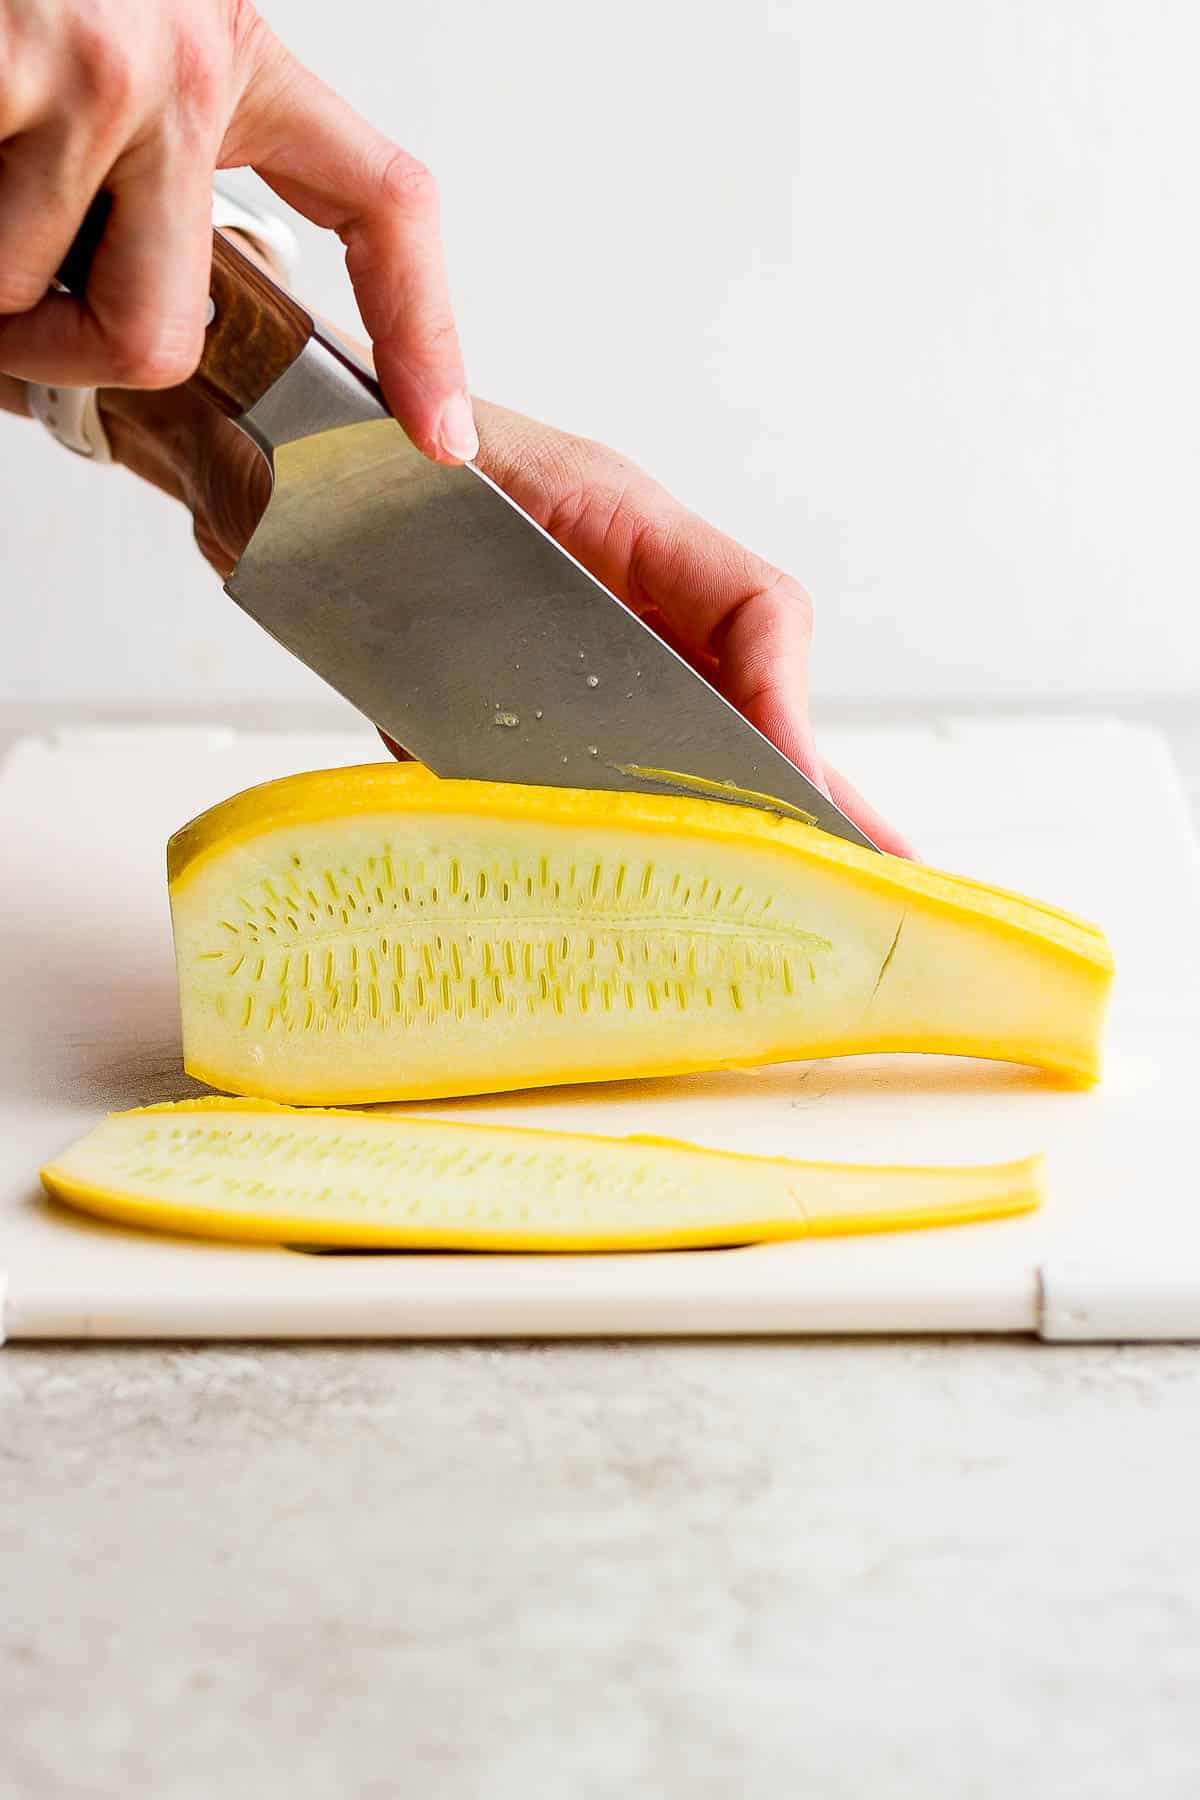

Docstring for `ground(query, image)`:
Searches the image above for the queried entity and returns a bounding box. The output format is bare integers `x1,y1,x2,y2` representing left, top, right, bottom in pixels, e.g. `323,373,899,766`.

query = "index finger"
629,520,916,852
592,492,826,774
227,39,475,464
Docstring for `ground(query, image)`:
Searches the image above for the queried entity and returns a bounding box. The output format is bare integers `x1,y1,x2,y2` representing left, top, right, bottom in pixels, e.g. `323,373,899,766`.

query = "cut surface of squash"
167,763,1113,1104
41,1099,1045,1252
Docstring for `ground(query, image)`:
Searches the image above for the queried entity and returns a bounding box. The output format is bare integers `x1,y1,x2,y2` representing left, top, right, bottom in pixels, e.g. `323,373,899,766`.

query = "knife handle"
194,229,313,419
55,196,314,420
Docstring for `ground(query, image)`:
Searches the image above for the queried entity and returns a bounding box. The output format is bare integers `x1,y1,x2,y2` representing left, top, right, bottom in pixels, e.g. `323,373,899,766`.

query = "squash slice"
167,764,1113,1105
41,1099,1044,1252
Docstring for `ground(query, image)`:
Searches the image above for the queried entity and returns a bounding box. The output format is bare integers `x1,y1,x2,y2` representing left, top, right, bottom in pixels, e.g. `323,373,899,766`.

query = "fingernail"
438,390,478,462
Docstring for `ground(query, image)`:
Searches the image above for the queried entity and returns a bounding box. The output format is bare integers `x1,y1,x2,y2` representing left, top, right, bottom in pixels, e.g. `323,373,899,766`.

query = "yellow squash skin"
41,1098,1045,1252
166,764,1113,1105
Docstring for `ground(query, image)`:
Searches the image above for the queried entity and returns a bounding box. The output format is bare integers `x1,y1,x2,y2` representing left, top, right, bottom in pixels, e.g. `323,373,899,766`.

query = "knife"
63,214,877,848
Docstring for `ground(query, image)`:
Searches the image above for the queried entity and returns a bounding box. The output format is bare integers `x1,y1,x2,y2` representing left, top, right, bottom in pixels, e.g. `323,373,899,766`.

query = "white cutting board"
3,719,1199,1343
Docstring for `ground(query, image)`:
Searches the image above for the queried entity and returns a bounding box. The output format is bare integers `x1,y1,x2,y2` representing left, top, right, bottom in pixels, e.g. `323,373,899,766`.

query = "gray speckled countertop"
4,707,1200,1800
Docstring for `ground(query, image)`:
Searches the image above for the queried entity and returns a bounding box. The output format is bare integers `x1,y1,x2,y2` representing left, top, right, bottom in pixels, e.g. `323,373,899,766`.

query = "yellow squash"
42,1098,1044,1252
167,763,1113,1105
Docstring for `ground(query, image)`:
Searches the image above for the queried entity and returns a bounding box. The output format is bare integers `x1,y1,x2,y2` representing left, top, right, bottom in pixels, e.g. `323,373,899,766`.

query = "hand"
471,405,911,854
0,364,908,854
0,1,475,462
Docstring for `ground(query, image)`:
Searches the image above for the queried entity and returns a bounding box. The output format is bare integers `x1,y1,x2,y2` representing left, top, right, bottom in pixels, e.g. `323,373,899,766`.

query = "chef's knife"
66,216,877,848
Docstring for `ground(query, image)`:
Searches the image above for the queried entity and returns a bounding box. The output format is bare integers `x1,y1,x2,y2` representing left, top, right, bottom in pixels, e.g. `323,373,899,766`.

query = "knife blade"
78,219,878,849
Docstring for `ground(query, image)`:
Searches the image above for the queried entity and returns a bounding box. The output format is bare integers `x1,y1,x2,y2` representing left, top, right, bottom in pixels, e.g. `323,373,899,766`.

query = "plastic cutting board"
2,718,1199,1342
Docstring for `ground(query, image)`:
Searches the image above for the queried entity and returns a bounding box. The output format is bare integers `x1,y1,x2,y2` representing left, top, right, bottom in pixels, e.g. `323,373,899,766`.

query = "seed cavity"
195,836,831,1055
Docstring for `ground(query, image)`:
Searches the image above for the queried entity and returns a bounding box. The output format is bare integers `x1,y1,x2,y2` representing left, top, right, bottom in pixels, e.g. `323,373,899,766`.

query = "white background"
1,0,1196,710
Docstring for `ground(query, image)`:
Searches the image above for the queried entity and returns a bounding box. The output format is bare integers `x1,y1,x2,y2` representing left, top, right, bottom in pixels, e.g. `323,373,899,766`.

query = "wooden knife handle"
193,229,313,419
55,196,313,419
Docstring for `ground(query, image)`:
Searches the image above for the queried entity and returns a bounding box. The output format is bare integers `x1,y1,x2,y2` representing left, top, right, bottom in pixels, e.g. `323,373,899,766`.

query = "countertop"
4,706,1199,1800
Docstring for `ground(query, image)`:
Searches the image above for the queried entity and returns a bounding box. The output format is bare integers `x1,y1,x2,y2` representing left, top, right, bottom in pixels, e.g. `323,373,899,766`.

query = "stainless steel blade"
226,332,877,848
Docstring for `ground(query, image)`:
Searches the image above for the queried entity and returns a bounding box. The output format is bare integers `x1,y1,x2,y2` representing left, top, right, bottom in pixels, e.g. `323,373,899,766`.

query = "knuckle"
230,0,283,85
377,147,439,215
631,508,685,574
228,0,265,54
572,438,647,507
577,434,638,478
419,313,459,358
761,567,813,630
70,23,139,115
170,30,225,129
0,66,40,133
541,440,653,546
0,270,49,314
106,318,202,388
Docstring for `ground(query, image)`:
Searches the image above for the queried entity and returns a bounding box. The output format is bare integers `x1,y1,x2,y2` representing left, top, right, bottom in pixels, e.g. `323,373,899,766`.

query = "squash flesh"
167,764,1113,1104
41,1099,1044,1251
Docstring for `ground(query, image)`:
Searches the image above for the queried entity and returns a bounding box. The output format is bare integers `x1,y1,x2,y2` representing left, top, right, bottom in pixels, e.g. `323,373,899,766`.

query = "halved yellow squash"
167,764,1113,1105
41,1098,1044,1251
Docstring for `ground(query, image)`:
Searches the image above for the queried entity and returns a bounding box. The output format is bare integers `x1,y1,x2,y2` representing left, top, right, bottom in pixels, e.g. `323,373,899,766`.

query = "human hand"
470,402,911,855
0,0,475,462
0,361,907,854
